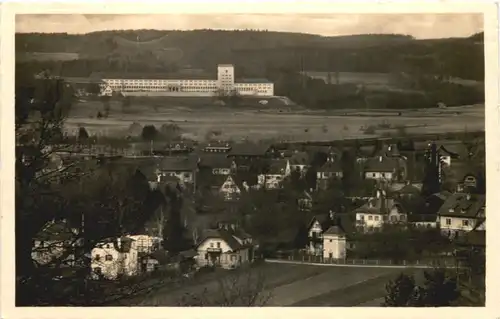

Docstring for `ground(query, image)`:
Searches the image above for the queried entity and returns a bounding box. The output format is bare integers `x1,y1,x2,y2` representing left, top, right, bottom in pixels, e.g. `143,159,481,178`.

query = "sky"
16,14,483,39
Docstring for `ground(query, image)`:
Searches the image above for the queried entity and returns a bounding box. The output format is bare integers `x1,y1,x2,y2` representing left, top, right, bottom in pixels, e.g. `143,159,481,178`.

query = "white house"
363,156,404,181
354,190,407,232
306,213,337,256
257,159,291,189
322,226,347,260
91,237,139,280
97,64,274,97
198,154,237,175
157,155,199,187
438,193,486,239
219,175,243,201
195,224,254,269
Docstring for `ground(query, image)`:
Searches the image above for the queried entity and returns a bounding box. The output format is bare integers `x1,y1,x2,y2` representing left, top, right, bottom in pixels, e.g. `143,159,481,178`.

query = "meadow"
137,262,411,307
66,98,485,143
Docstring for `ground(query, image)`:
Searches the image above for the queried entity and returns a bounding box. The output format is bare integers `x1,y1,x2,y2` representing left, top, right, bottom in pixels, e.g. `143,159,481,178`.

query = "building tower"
217,64,235,93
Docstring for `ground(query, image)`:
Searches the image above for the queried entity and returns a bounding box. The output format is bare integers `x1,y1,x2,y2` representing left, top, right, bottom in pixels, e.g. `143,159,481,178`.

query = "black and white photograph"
2,1,498,315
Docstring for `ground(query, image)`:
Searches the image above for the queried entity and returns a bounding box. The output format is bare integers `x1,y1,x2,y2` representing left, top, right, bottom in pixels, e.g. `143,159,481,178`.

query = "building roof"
438,193,485,218
308,214,334,232
158,155,198,171
236,78,273,84
323,226,345,236
89,72,216,80
198,154,233,168
364,156,400,173
289,152,310,165
353,197,390,215
228,143,272,157
397,183,422,195
196,228,245,251
318,160,342,173
267,159,289,174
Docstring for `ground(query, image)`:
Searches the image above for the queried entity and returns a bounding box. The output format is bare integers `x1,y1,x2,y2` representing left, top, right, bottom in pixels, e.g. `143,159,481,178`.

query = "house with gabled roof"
323,226,347,260
198,154,237,175
306,212,350,257
228,142,274,160
91,236,139,280
316,158,343,190
438,193,485,239
289,151,310,174
157,155,199,187
195,224,255,269
363,155,406,181
257,159,291,189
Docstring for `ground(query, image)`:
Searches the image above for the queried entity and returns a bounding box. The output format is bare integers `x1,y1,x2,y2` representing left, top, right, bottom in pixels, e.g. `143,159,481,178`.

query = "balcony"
207,247,222,253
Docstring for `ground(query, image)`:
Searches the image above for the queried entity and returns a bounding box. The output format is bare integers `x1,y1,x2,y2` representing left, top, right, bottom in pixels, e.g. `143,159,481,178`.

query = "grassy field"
136,263,409,306
66,99,484,142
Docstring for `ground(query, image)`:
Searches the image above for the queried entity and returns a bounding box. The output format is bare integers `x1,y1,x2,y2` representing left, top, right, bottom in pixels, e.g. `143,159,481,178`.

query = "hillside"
15,30,484,80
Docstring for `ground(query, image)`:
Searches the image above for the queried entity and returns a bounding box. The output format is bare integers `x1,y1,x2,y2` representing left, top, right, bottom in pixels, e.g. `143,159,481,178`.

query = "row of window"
359,214,406,222
94,254,117,262
444,218,470,227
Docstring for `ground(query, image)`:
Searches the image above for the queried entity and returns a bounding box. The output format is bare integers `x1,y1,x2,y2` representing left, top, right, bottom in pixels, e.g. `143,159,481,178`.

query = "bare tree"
176,268,272,307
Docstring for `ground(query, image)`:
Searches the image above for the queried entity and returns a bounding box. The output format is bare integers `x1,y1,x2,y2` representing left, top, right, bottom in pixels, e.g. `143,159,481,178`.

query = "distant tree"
163,185,189,254
141,125,158,141
421,142,441,197
100,95,111,117
304,167,317,191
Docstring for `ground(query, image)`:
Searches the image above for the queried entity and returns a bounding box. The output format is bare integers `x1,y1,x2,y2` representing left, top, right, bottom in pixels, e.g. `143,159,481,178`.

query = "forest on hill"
16,29,484,80
15,30,484,110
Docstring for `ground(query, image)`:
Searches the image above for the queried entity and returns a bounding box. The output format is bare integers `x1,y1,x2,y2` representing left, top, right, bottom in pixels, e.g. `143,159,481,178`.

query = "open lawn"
136,263,410,307
16,52,80,62
66,99,484,142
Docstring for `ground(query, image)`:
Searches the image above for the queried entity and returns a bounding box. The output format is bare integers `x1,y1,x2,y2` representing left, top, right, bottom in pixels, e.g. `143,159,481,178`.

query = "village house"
297,190,313,211
363,155,405,181
195,223,255,269
257,159,291,189
322,226,347,261
353,190,408,232
161,141,195,155
91,236,139,280
288,151,310,174
127,235,163,254
316,157,343,190
198,154,237,175
306,212,350,257
438,192,486,239
157,155,199,190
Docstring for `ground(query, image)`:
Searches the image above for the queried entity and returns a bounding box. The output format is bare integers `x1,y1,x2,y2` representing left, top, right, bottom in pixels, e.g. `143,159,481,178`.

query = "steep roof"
35,220,76,241
229,143,272,157
438,193,485,218
199,154,233,168
318,160,342,173
353,197,390,215
89,71,216,80
289,152,310,165
267,159,289,174
323,226,345,236
364,156,400,173
196,228,246,251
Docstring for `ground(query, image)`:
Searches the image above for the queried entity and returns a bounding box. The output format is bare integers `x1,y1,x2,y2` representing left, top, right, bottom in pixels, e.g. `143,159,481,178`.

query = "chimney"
376,190,381,199
379,156,383,162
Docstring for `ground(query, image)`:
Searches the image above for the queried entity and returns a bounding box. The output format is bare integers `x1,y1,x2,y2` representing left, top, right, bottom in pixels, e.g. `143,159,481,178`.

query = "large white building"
97,64,274,97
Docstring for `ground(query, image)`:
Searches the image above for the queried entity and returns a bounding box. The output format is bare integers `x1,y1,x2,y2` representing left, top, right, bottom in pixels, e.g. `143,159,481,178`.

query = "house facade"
322,226,347,260
289,151,310,174
91,237,139,280
157,155,199,190
438,193,486,238
363,156,404,181
316,158,343,190
195,225,254,269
